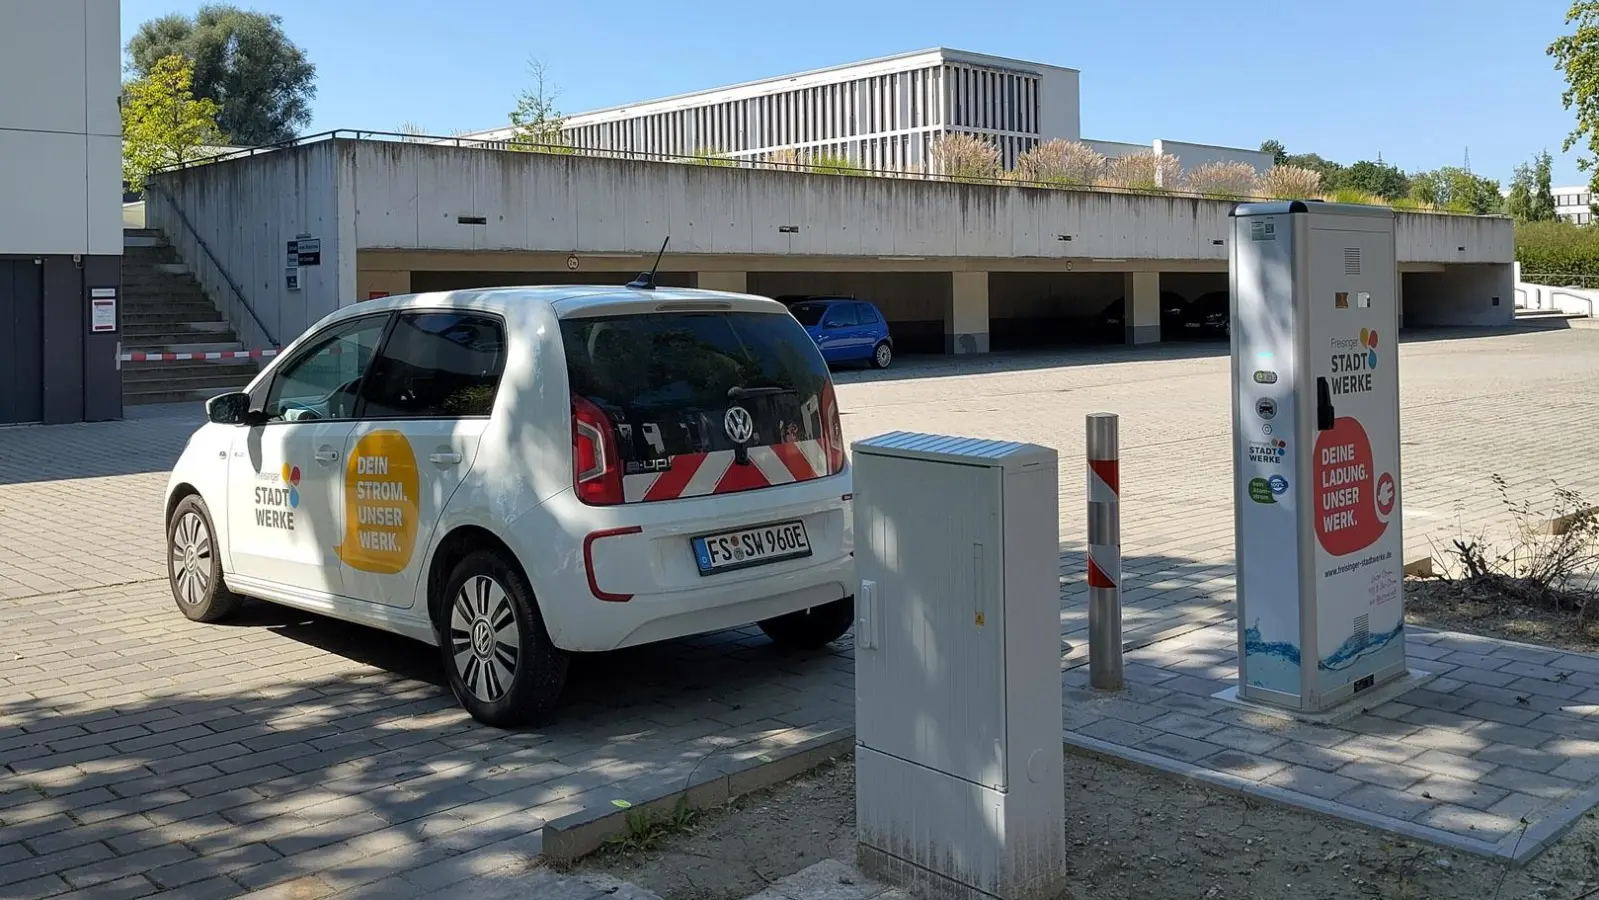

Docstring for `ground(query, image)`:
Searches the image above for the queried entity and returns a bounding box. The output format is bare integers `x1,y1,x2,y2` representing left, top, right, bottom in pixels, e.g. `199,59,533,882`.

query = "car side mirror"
206,391,252,425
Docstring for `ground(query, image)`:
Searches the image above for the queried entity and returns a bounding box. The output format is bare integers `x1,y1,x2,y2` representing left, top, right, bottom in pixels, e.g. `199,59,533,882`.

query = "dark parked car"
1177,291,1230,338
1097,291,1189,338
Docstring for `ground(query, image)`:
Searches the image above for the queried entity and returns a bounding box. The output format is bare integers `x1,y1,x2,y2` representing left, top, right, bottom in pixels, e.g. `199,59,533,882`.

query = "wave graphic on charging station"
1317,619,1404,672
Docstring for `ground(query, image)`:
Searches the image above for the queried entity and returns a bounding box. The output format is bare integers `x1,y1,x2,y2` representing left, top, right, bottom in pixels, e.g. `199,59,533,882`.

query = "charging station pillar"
1229,202,1406,714
852,432,1066,900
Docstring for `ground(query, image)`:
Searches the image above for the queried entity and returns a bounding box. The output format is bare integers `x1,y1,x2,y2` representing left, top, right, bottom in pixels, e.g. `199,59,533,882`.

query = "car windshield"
788,302,828,327
560,311,831,485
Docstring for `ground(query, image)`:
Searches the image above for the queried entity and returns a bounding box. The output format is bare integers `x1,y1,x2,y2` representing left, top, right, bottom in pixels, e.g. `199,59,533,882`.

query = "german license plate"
691,521,811,575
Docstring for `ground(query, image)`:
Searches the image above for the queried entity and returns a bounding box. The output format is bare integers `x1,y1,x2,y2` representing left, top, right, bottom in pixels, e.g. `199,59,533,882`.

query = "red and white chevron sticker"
622,440,827,503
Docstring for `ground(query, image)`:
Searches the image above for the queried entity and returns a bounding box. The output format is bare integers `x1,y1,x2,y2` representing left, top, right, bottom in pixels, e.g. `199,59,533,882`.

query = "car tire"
870,341,893,369
167,495,243,624
759,596,854,649
438,550,568,727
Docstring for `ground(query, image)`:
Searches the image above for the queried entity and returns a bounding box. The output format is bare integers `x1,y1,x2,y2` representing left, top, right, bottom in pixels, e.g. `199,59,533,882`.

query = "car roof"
328,285,788,322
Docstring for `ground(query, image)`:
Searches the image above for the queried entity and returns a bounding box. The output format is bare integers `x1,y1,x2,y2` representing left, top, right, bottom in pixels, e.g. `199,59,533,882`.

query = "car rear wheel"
870,341,893,369
439,550,568,727
167,495,243,623
759,596,854,649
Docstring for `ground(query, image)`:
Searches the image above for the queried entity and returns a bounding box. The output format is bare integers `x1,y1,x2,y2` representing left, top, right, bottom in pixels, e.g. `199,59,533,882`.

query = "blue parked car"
786,298,894,369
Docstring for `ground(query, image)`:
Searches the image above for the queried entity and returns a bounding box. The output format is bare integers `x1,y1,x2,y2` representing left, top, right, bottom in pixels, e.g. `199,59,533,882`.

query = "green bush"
1516,220,1599,284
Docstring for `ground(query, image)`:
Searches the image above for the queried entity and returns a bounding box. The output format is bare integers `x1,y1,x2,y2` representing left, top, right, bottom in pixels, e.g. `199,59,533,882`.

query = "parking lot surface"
3,326,1598,897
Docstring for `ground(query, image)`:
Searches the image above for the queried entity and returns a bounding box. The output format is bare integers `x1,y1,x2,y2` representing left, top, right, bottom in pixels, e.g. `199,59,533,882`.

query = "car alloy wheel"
873,342,892,368
170,510,212,606
449,574,521,703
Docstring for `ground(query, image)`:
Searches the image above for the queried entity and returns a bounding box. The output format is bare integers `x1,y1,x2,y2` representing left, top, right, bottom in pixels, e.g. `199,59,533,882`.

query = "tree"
1409,167,1504,215
1281,150,1346,191
1550,2,1599,209
1342,160,1410,200
507,59,572,153
126,5,315,145
1259,139,1288,166
1507,151,1560,222
121,54,227,192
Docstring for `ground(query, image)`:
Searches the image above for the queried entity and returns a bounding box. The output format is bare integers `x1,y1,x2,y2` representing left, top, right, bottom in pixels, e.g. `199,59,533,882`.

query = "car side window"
262,315,390,423
856,303,880,324
825,304,859,327
360,311,507,419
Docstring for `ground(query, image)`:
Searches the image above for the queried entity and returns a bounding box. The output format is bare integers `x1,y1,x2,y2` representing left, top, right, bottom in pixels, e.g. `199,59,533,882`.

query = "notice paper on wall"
90,288,117,333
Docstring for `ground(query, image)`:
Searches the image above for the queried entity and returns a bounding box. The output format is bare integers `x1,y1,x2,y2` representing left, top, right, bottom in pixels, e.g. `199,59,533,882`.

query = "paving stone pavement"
1063,623,1599,860
2,327,1599,896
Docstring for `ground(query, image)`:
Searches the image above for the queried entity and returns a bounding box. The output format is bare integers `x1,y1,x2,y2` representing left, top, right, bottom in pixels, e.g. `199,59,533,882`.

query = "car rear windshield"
788,302,827,327
561,310,831,475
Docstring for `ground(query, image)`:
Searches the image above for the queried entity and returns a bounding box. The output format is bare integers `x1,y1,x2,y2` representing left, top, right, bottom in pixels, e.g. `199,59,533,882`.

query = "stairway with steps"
122,228,264,405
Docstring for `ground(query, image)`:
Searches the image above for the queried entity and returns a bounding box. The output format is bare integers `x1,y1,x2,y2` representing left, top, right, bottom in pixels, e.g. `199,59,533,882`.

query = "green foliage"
1409,167,1504,214
1325,186,1388,206
507,59,574,154
121,54,227,191
1259,139,1288,166
601,796,701,855
1281,151,1346,191
683,148,737,167
1341,160,1410,200
807,153,862,175
1549,2,1599,208
1515,219,1599,283
1507,151,1560,222
126,5,315,145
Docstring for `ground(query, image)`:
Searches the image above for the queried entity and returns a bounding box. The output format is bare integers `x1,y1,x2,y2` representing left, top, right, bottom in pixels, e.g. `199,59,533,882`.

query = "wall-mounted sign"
286,236,321,267
367,291,390,300
566,254,579,270
90,288,117,333
286,267,301,291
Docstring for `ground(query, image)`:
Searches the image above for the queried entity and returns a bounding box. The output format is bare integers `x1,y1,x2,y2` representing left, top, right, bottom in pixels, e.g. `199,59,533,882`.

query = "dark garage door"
0,260,44,425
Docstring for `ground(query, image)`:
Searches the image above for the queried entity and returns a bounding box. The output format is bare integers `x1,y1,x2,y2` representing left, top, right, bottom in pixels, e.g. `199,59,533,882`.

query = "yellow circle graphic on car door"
335,430,420,574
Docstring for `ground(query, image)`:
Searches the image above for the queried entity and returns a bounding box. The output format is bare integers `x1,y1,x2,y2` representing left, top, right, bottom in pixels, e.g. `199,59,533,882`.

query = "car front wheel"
871,341,893,369
167,495,243,623
759,596,854,648
439,550,568,727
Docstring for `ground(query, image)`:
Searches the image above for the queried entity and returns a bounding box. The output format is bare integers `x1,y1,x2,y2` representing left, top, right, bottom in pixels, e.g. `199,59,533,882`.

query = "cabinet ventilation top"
852,431,1055,469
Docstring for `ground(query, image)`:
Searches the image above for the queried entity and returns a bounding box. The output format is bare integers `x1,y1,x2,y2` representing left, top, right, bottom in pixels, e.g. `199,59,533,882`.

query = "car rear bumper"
519,473,856,652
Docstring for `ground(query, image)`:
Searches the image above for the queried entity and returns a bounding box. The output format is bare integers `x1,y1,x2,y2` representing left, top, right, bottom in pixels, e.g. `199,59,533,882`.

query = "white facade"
0,0,122,257
464,48,1081,171
1554,186,1593,224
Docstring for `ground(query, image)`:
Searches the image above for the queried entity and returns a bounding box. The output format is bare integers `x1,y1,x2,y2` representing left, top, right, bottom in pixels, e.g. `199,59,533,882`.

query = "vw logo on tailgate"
723,406,754,444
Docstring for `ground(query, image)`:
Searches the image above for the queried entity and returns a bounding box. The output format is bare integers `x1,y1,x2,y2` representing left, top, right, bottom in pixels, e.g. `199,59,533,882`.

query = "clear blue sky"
120,0,1588,187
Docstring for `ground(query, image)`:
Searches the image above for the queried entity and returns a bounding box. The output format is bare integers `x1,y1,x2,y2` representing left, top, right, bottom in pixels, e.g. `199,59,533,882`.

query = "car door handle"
429,451,462,465
314,447,339,463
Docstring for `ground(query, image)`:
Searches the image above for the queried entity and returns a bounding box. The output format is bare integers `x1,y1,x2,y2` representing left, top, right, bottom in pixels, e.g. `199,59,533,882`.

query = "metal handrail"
144,180,277,347
151,129,1505,218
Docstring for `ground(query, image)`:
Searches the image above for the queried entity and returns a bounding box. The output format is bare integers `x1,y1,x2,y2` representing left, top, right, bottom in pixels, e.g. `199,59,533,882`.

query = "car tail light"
819,380,846,475
572,393,623,505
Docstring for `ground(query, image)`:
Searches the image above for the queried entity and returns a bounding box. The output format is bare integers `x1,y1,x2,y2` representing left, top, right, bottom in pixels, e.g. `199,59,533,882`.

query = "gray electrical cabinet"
852,432,1066,900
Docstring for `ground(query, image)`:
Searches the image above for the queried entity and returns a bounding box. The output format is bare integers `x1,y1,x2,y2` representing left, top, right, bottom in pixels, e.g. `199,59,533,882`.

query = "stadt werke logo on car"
254,463,299,530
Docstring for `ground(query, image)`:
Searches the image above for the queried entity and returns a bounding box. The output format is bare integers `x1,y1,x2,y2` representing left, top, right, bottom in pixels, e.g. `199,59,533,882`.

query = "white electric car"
164,284,856,726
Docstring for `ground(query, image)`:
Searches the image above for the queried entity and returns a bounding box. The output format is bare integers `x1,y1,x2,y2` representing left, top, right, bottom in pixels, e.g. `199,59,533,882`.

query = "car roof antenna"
627,236,670,290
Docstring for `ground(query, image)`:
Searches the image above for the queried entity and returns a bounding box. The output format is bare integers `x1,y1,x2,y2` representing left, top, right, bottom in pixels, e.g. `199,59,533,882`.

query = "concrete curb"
1061,731,1512,861
540,728,857,865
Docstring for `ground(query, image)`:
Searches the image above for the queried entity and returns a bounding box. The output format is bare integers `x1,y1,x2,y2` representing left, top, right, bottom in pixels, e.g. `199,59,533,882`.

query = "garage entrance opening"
0,259,44,425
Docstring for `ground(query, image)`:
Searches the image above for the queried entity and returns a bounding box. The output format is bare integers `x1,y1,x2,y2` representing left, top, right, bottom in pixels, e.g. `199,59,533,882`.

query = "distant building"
457,48,1271,175
1553,186,1593,224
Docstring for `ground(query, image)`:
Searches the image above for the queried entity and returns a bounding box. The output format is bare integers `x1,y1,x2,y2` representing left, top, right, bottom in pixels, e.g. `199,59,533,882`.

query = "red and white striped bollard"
1086,412,1123,691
